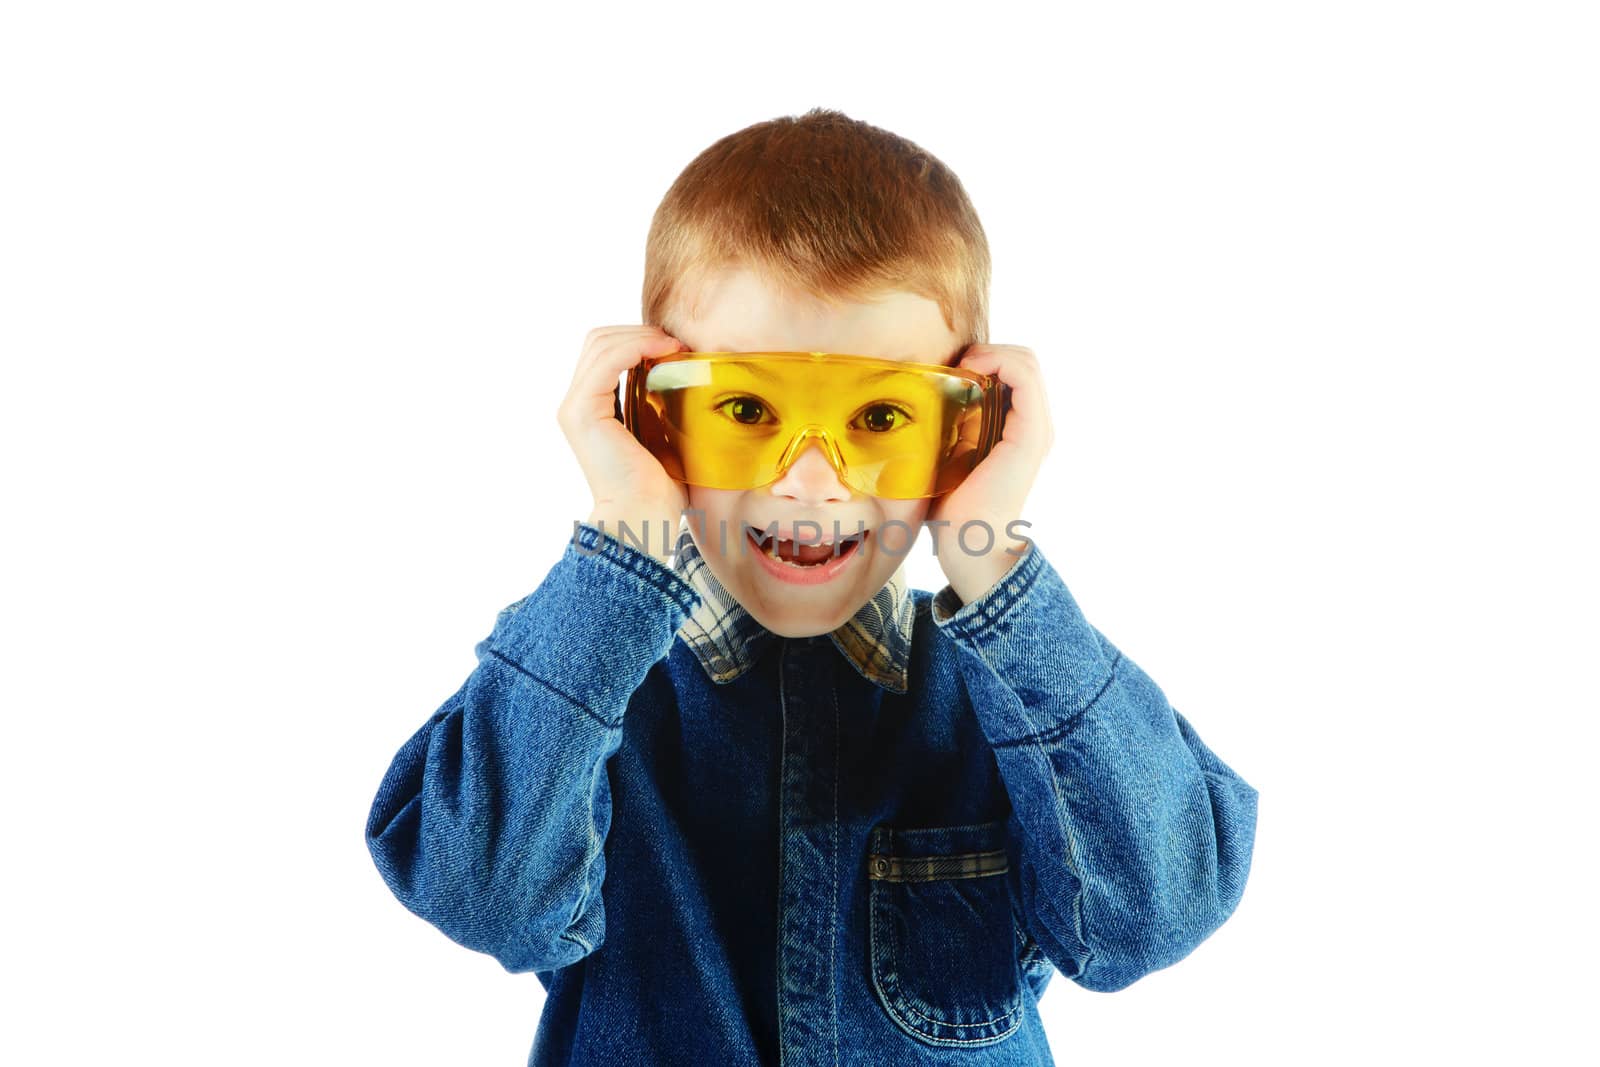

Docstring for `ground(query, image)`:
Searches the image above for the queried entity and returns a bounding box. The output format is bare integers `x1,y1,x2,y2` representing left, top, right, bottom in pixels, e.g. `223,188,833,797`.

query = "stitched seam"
485,650,619,730
776,643,789,1052
942,544,1044,644
966,628,1098,980
868,889,1023,1043
831,670,840,1067
988,653,1123,750
1030,701,1094,980
576,525,700,616
897,995,1022,1030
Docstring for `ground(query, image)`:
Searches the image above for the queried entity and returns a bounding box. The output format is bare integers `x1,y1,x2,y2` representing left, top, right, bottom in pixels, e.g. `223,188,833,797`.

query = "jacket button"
873,858,888,875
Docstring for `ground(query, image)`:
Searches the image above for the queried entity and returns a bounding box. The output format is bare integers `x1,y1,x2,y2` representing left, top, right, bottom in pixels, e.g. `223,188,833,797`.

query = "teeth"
753,530,868,547
748,528,868,564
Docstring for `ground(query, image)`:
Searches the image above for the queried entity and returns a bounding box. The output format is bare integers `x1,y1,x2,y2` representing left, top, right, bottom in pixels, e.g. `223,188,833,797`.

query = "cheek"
687,486,733,518
879,499,931,529
866,499,930,562
686,487,747,554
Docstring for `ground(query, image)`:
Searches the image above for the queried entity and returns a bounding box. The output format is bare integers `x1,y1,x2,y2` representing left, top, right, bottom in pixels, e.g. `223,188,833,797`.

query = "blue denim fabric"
365,522,1259,1065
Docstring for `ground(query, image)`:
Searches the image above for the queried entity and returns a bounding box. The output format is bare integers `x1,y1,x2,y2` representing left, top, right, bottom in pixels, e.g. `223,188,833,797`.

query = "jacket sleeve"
364,522,699,974
931,541,1259,993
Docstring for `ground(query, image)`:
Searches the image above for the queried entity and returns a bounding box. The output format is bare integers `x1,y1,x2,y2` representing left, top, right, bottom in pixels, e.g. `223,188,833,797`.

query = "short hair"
642,108,991,348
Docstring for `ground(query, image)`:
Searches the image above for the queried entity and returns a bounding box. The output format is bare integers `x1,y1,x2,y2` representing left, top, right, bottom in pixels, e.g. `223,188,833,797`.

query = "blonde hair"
642,108,991,347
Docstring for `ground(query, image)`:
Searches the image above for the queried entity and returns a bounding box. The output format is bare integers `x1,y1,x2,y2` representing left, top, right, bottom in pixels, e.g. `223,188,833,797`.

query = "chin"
744,600,856,639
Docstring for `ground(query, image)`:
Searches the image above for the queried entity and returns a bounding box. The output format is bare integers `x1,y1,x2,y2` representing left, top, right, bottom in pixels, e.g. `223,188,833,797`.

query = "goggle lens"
623,352,1008,499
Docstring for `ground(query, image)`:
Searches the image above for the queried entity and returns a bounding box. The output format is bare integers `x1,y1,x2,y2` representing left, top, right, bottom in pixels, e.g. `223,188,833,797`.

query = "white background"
3,2,1595,1064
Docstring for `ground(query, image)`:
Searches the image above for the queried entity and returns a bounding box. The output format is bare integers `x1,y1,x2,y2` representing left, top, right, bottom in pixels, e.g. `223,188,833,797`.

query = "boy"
366,108,1258,1066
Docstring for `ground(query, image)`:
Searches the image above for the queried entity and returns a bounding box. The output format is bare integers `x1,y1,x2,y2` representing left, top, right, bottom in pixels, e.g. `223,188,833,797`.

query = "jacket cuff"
930,541,1116,744
476,523,700,718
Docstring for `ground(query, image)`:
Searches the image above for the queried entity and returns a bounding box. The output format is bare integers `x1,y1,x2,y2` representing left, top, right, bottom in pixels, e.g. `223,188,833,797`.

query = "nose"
768,438,852,505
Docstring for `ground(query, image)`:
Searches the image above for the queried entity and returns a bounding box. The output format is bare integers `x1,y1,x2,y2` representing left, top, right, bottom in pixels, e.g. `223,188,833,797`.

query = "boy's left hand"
926,343,1055,606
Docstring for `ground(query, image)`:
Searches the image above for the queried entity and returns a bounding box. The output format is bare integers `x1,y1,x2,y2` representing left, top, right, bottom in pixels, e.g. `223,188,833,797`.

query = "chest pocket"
866,819,1025,1048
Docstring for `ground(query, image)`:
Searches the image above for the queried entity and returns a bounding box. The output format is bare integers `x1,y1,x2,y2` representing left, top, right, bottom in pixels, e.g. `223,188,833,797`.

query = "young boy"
366,108,1258,1066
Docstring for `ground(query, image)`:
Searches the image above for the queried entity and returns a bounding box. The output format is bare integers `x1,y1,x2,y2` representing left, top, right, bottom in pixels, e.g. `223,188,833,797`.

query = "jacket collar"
670,520,915,695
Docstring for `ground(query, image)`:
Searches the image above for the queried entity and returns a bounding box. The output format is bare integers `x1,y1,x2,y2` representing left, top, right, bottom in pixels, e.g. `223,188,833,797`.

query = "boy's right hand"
558,326,690,563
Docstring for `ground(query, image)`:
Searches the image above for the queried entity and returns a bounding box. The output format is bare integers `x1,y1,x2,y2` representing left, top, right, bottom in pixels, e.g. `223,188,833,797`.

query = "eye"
715,396,774,426
853,402,912,433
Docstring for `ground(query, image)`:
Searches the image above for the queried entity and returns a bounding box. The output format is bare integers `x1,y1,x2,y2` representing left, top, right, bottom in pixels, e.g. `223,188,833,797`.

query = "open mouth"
747,528,869,568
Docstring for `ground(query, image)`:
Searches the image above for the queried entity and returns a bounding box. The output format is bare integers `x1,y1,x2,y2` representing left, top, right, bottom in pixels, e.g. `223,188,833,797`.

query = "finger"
588,329,687,387
958,347,1052,457
569,325,684,386
565,330,687,425
581,324,680,351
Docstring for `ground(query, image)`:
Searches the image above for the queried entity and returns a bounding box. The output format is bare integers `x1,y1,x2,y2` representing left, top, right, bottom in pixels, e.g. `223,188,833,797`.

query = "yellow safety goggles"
619,351,1010,499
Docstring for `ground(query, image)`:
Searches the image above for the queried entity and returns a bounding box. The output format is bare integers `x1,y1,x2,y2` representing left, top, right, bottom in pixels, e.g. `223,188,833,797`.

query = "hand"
556,326,689,563
926,344,1055,605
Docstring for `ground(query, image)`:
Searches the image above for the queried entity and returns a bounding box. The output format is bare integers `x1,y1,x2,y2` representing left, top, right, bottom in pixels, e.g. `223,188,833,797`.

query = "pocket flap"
867,821,1009,883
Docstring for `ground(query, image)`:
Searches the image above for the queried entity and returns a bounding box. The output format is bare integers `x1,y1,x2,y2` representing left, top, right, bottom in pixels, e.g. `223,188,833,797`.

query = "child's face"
662,265,964,638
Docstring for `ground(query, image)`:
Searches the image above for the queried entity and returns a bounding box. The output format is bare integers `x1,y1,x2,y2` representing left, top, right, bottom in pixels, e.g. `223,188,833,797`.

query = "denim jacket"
365,521,1259,1066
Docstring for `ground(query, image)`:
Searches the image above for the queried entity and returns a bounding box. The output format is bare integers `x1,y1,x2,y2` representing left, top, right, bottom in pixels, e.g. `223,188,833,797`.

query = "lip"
745,528,868,586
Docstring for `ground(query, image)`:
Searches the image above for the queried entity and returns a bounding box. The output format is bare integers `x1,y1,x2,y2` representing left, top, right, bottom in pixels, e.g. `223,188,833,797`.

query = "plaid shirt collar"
669,520,916,695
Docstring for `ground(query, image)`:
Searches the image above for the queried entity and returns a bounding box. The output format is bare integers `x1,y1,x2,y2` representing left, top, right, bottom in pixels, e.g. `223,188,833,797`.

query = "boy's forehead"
668,266,961,364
